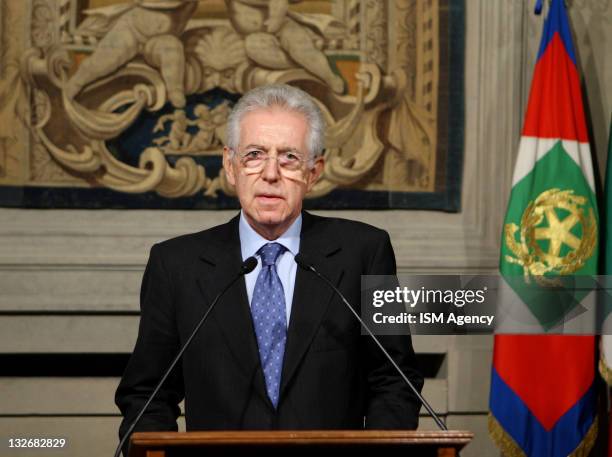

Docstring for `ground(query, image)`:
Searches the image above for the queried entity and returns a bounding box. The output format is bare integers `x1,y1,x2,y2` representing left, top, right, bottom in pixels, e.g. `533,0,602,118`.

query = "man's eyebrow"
277,147,301,154
241,145,302,154
242,144,267,151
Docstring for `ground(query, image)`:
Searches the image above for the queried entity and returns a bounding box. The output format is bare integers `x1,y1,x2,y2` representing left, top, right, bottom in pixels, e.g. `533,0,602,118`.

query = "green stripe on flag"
501,140,598,329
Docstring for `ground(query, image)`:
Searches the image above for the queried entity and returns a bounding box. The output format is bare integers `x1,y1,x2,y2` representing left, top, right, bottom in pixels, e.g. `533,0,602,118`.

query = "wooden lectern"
128,430,473,457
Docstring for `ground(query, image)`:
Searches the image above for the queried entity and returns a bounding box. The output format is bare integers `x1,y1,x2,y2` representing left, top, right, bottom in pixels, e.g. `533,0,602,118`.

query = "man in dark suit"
116,84,423,450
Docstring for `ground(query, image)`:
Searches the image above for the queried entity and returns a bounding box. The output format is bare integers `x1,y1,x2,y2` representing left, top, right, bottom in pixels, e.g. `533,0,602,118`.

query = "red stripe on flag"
493,335,595,430
522,33,589,142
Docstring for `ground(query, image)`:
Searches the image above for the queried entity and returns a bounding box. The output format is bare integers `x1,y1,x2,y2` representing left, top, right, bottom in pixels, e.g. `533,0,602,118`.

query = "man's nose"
261,154,280,182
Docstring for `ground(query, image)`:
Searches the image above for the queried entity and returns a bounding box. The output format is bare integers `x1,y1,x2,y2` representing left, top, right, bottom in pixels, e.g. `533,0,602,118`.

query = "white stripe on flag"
511,136,594,192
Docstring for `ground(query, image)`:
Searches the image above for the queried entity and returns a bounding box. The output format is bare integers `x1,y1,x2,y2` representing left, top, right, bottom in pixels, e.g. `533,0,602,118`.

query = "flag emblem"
504,187,597,280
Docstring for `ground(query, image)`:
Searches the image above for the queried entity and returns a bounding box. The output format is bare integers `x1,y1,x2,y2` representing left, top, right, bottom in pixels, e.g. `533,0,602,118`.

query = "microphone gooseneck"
113,256,258,457
241,256,258,275
294,253,448,431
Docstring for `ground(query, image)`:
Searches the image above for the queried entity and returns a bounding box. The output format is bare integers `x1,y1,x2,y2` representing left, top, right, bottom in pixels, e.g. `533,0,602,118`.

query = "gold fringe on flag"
488,413,526,457
568,418,597,457
599,356,612,385
488,412,597,457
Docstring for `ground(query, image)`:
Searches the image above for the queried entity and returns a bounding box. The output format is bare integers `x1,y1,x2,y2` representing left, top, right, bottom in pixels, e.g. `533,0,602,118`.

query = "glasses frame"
230,148,312,175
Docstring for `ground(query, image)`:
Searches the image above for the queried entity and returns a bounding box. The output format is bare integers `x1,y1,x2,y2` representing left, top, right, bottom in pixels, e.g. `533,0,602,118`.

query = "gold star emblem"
504,188,596,281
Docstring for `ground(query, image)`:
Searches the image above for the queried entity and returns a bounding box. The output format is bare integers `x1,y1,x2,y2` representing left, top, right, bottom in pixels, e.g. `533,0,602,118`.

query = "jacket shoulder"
150,217,236,261
306,213,390,242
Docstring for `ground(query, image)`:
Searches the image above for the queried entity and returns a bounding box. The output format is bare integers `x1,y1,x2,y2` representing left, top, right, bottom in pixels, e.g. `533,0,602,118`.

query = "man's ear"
306,156,324,192
223,146,236,186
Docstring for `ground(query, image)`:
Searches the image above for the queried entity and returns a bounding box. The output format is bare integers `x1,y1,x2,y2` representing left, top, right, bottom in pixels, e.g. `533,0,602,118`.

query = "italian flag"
488,0,599,455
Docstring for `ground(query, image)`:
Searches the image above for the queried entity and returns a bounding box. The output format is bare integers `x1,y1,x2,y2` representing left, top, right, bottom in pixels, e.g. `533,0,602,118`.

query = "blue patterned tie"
251,242,287,408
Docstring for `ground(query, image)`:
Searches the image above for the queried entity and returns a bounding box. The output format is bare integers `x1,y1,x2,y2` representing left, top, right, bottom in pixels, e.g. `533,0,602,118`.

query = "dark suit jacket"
116,211,423,449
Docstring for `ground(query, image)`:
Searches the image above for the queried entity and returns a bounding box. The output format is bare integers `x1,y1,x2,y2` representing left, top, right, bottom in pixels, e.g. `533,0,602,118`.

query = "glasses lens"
237,150,307,173
240,151,264,169
279,151,306,170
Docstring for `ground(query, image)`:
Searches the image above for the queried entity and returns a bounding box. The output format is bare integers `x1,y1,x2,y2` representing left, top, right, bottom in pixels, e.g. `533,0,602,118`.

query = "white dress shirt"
239,211,301,325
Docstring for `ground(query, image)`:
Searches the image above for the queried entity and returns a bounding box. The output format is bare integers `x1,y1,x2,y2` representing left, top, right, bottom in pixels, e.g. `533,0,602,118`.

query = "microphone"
294,253,448,431
114,256,258,457
240,256,258,275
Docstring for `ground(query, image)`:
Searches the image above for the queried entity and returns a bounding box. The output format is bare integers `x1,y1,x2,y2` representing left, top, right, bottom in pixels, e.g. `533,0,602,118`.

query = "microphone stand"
113,257,258,457
295,253,447,431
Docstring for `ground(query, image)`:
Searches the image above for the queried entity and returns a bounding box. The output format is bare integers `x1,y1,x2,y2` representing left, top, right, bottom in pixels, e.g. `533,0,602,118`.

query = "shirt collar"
239,210,302,261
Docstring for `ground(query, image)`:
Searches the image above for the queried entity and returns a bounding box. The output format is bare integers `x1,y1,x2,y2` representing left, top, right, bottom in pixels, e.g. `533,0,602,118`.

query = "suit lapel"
280,212,343,398
195,212,344,409
196,215,272,409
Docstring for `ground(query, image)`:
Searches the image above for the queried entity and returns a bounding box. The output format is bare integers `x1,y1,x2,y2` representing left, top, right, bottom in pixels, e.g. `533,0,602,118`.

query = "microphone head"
241,256,258,274
294,253,314,271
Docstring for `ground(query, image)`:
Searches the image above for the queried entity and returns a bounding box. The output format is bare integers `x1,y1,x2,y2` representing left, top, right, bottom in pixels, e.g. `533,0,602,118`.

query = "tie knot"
258,242,285,267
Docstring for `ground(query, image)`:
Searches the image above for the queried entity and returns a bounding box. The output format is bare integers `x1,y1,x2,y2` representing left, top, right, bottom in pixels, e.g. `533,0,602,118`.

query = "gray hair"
226,84,325,159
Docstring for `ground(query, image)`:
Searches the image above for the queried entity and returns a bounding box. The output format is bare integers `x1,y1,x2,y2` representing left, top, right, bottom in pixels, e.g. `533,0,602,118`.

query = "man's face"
223,107,324,239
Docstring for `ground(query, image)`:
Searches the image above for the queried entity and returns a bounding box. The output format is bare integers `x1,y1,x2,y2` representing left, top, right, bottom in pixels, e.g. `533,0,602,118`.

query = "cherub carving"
65,0,198,108
187,102,231,151
153,109,191,149
225,0,346,93
152,102,231,153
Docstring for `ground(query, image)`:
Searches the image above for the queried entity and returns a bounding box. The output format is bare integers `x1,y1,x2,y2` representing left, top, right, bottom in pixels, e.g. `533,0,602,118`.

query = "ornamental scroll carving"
1,0,443,200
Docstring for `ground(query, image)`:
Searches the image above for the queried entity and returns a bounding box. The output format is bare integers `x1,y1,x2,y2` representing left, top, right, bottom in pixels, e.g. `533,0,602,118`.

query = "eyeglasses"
233,148,308,174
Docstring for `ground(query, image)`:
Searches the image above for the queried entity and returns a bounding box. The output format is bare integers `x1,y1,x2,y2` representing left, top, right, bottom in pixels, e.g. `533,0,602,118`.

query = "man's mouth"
255,194,284,206
256,194,283,200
